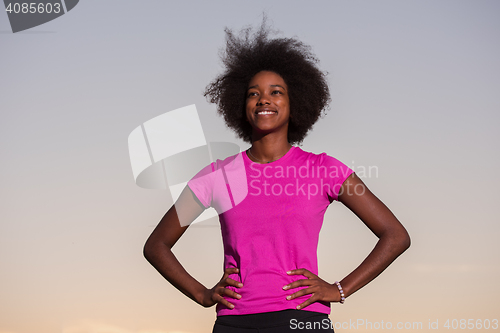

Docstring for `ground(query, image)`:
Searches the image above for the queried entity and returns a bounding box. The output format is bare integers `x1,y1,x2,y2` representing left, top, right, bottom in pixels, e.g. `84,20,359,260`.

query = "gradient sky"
1,1,499,332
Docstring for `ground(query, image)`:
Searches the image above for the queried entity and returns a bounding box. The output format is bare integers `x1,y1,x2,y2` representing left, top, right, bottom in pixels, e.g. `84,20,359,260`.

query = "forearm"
339,227,410,299
143,241,208,306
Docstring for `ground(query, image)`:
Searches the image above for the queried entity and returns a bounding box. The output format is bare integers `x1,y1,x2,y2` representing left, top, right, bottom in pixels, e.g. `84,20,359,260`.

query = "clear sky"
1,1,499,332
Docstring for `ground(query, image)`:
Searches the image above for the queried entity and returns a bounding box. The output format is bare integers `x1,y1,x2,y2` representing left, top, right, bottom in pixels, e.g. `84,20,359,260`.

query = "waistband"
215,309,328,329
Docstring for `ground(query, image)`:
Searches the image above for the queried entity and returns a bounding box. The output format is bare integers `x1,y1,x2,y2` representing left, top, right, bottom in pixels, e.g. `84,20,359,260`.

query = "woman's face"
245,71,290,138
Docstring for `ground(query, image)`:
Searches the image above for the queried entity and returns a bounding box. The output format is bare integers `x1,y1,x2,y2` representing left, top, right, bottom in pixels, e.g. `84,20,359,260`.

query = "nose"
257,94,270,105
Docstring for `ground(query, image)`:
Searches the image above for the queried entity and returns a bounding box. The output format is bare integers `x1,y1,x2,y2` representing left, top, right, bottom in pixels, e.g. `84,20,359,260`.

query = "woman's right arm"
143,185,242,309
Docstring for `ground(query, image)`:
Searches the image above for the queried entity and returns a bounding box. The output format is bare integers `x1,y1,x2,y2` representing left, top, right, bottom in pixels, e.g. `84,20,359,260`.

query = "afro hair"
204,18,331,146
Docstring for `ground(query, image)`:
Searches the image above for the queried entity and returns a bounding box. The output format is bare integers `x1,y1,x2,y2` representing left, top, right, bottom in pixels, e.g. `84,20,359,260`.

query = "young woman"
144,22,410,333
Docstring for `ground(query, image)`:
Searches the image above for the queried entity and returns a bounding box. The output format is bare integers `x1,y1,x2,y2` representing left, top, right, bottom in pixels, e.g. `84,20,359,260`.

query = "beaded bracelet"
334,281,346,304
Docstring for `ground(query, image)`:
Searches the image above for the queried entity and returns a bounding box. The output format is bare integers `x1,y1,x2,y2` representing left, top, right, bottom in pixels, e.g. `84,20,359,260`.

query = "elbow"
403,233,411,252
143,242,151,262
143,236,172,264
143,238,156,263
398,228,411,253
384,226,411,255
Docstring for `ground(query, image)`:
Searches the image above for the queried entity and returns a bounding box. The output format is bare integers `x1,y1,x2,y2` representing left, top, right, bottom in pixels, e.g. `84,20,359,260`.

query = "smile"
256,110,278,115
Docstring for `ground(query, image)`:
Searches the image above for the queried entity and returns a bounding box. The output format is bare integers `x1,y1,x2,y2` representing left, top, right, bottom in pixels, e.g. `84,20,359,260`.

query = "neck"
248,138,292,163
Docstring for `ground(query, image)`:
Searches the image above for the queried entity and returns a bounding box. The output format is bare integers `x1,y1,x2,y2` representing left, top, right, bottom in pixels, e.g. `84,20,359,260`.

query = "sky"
1,1,499,332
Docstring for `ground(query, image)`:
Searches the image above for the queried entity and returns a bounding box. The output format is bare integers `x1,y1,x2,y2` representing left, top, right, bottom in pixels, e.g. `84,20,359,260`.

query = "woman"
144,21,410,333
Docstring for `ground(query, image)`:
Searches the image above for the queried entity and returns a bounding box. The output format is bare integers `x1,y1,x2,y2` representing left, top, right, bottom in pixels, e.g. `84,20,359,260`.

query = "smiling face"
245,71,291,140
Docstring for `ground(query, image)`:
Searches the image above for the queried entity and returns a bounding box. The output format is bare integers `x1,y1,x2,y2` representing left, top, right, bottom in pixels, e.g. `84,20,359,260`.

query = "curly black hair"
204,19,331,146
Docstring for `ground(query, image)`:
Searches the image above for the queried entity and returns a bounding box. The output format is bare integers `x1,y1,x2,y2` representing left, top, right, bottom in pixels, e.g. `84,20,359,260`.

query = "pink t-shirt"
187,146,353,316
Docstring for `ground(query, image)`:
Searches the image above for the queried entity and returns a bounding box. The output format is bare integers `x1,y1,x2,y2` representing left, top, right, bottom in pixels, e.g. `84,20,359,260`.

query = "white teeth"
257,111,276,115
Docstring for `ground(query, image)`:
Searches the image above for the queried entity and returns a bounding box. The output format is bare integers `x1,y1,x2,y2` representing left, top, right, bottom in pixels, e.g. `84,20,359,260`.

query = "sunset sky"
1,1,499,332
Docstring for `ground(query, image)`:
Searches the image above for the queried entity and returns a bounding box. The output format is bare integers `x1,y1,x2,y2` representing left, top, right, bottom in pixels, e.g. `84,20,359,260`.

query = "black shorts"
212,309,335,333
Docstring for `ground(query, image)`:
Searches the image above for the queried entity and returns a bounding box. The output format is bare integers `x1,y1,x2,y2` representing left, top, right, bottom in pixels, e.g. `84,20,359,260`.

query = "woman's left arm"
284,172,411,308
334,172,411,298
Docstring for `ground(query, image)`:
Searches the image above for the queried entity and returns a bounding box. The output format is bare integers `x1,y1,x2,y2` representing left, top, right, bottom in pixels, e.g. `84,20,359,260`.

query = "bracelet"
334,281,346,304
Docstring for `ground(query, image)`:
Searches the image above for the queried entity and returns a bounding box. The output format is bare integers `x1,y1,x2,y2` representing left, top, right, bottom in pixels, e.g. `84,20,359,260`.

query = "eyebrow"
247,84,287,91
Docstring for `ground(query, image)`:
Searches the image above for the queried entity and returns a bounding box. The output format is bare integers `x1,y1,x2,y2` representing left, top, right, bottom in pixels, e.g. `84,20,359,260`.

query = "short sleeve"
319,153,354,202
187,162,216,209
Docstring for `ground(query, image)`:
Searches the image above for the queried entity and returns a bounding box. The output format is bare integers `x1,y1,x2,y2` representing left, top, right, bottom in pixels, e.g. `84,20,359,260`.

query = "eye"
272,90,282,95
247,91,258,98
